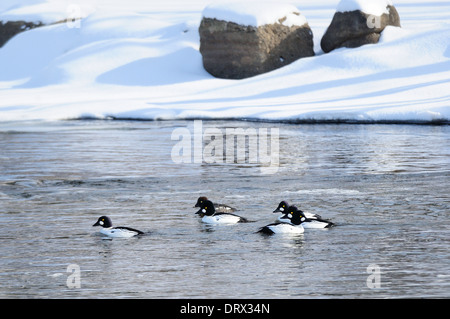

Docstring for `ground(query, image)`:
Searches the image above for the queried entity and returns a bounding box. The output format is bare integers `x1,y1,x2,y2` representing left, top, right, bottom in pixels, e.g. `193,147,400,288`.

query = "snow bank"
0,0,94,23
202,2,307,27
0,0,449,124
337,0,393,16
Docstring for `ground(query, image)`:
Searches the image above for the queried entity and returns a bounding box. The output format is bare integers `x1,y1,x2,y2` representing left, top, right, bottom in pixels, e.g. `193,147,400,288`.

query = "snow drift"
0,0,449,123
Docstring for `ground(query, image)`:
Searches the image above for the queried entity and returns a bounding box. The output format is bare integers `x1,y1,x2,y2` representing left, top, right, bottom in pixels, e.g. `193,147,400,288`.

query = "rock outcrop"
321,5,401,53
199,16,314,79
0,21,44,48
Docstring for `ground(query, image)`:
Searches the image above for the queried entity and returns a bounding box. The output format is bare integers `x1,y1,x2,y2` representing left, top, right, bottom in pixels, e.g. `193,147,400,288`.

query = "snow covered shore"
0,0,449,123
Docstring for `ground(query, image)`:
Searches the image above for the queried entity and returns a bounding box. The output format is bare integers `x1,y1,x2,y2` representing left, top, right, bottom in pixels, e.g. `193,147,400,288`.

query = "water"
0,120,449,298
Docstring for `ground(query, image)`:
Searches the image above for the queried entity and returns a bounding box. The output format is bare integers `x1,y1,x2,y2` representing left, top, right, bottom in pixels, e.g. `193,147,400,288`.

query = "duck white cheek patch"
202,209,206,213
99,221,104,226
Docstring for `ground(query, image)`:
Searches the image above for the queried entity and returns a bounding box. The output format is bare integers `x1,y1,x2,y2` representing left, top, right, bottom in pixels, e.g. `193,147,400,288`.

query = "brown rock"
199,17,314,79
320,5,401,53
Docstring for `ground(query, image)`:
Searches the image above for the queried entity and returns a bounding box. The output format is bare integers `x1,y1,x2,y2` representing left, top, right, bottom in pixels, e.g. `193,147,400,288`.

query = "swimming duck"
196,199,249,224
273,200,321,221
194,196,237,214
93,216,144,238
258,206,305,235
281,206,334,229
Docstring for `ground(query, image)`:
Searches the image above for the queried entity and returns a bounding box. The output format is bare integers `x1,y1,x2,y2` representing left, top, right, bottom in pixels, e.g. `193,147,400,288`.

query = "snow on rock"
199,2,314,79
201,2,307,27
336,0,394,16
321,0,400,53
0,0,94,48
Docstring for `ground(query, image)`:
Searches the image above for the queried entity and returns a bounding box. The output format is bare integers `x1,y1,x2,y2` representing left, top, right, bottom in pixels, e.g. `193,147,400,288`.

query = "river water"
0,120,449,298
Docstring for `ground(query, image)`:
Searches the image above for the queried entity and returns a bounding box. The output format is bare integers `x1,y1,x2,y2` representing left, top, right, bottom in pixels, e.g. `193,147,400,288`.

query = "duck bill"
93,221,101,227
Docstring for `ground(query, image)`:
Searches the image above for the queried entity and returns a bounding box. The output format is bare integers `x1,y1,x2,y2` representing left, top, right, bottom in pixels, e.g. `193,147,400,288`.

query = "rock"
0,21,44,47
199,13,314,79
321,4,401,53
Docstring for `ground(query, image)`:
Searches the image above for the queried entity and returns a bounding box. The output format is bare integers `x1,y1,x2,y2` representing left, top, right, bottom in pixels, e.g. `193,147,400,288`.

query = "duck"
281,206,334,229
273,200,322,221
194,196,237,214
93,216,144,238
258,206,305,235
196,199,250,224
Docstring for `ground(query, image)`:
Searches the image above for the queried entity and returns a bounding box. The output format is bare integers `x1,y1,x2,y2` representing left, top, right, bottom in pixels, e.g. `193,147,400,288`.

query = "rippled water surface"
0,120,449,298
